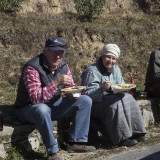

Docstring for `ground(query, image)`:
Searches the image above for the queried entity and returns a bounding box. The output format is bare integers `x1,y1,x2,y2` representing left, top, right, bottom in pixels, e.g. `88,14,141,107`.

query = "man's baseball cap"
45,37,67,52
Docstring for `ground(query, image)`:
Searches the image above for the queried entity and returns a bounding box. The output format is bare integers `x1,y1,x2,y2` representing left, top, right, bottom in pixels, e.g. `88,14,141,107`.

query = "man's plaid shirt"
23,65,75,104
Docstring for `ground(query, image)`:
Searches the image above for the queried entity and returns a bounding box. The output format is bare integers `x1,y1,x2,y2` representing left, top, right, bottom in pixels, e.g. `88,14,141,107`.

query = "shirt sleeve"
23,66,59,104
81,68,103,102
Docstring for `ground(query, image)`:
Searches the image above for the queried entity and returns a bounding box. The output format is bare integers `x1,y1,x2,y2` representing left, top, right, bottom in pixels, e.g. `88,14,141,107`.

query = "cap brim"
49,47,67,52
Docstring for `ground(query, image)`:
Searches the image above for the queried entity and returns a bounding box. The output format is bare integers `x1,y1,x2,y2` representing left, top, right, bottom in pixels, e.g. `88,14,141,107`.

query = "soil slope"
0,10,160,104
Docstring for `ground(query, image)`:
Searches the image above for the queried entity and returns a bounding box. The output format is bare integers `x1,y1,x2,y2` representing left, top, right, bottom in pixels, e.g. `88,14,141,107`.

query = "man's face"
43,49,64,70
101,55,117,69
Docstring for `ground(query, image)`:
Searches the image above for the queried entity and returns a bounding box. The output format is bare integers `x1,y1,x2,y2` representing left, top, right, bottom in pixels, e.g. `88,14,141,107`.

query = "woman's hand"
102,80,112,92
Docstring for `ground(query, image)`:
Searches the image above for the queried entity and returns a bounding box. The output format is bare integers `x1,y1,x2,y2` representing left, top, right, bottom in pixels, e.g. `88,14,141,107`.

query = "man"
14,37,96,160
145,48,160,98
145,48,160,123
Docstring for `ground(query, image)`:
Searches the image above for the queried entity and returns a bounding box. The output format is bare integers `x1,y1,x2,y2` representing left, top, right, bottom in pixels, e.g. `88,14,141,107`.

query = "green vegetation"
3,145,46,160
150,0,160,9
73,0,105,21
5,146,22,160
0,0,27,12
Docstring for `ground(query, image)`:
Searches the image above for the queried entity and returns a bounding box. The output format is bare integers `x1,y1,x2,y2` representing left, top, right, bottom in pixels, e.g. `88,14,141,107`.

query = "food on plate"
112,84,136,92
62,87,79,91
113,84,135,89
61,86,86,93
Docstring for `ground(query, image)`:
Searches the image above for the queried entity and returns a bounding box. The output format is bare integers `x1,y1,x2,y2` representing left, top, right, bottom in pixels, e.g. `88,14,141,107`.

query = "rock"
20,136,40,152
137,99,155,127
142,109,154,127
0,143,6,158
0,123,35,138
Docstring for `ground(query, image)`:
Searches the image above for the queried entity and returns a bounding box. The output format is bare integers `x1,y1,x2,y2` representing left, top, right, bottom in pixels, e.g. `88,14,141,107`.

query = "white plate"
61,86,86,93
112,84,136,92
72,92,81,98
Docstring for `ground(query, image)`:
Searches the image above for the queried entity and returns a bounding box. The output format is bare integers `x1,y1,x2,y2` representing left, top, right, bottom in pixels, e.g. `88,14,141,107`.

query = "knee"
34,103,51,117
124,93,134,99
80,95,92,108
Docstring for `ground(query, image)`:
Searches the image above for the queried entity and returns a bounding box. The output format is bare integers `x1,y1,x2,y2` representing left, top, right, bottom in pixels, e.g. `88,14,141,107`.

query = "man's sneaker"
66,143,96,153
118,139,138,147
48,153,61,160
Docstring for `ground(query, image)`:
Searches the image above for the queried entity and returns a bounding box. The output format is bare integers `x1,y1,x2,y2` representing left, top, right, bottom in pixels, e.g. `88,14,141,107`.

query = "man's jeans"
18,95,92,154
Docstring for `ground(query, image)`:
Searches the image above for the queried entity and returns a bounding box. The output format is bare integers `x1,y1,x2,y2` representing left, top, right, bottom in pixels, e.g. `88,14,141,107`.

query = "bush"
73,0,106,21
0,0,27,12
150,0,160,9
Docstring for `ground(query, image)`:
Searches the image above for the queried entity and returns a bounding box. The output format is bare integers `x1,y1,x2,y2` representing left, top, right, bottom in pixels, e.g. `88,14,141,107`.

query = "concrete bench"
0,98,159,158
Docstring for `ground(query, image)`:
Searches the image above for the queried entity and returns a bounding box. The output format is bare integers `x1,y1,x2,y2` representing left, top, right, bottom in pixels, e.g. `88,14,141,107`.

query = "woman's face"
101,55,117,69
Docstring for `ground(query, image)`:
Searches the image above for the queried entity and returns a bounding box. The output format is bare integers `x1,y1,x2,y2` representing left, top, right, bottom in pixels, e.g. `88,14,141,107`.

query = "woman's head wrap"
101,44,120,59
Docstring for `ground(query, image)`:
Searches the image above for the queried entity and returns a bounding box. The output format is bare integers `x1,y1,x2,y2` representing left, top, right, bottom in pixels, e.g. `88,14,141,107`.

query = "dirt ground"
49,125,160,160
26,124,160,160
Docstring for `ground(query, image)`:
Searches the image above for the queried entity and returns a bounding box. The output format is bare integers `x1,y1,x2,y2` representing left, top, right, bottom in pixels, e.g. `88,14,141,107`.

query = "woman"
81,44,147,147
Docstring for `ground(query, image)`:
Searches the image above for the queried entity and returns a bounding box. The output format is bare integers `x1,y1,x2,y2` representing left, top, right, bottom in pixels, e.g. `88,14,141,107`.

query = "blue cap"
45,37,67,52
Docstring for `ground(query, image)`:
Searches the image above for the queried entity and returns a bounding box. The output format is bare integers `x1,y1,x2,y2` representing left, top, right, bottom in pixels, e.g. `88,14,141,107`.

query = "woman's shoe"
136,136,148,142
130,133,148,142
118,139,138,147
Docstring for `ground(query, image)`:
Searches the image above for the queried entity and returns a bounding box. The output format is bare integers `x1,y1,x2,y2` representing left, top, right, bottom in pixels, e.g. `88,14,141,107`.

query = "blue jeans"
18,95,92,154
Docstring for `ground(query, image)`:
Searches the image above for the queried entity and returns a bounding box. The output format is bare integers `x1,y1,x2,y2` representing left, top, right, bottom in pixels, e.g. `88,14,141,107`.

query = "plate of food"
61,86,86,93
112,84,136,92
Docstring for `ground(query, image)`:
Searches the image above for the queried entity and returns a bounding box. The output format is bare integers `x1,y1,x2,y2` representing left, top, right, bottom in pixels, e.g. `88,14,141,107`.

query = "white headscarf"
101,44,120,59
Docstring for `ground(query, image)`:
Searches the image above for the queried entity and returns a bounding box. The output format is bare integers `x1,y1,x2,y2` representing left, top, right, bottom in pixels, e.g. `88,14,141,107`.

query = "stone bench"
0,105,70,158
0,98,159,158
0,120,70,158
137,98,160,127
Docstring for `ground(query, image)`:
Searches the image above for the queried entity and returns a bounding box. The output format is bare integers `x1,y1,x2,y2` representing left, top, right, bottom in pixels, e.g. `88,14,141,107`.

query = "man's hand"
54,74,72,87
102,80,112,92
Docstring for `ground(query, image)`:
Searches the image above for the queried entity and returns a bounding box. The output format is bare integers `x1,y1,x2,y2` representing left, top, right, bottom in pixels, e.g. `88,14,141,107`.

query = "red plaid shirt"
23,65,75,104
